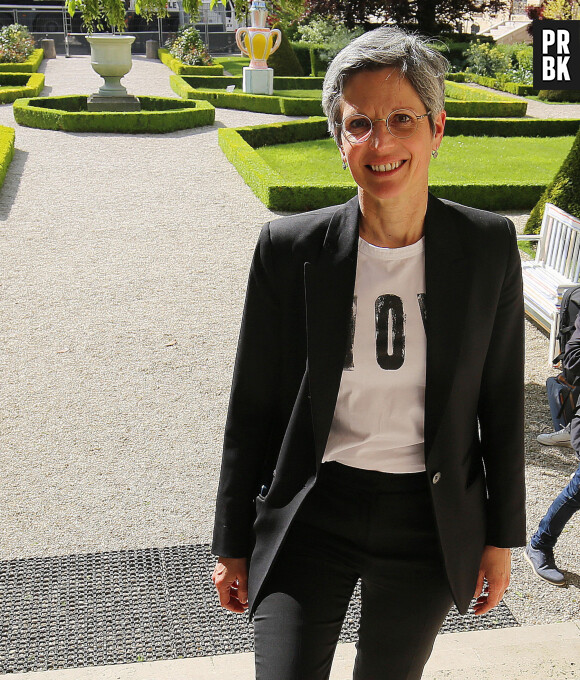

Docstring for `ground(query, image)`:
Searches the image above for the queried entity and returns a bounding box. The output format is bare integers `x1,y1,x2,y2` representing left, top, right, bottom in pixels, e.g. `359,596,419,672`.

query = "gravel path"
0,56,578,627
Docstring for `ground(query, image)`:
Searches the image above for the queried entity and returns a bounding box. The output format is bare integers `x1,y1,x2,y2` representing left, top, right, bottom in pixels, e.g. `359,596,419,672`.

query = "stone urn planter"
85,34,140,111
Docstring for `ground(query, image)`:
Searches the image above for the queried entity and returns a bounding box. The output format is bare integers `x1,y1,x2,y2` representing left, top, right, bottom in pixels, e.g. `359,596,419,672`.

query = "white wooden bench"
516,202,580,363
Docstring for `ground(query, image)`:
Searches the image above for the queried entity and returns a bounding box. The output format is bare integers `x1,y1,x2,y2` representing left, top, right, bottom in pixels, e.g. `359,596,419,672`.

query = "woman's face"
339,67,445,206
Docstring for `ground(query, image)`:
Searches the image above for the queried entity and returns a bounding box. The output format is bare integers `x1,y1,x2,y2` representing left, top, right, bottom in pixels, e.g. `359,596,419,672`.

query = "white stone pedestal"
242,67,274,95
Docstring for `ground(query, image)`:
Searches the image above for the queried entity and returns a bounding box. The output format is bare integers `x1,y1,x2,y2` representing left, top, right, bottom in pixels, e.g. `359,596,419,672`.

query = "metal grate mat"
0,544,518,674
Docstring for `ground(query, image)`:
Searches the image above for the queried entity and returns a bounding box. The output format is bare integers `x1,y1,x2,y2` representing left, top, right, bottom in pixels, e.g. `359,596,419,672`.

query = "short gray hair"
322,26,448,144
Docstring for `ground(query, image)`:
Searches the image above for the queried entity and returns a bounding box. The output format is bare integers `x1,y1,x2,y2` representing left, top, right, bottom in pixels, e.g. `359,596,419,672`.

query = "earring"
342,159,348,170
431,149,439,159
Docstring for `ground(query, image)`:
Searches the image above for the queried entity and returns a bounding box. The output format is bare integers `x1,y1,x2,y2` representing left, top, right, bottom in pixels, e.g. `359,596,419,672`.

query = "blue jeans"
531,459,580,550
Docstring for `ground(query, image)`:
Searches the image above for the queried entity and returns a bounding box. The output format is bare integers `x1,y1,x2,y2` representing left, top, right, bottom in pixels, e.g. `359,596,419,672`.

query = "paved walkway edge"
2,621,579,680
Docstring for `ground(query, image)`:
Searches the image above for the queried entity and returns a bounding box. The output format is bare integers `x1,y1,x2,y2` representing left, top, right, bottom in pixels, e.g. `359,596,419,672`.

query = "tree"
534,0,580,20
306,0,509,33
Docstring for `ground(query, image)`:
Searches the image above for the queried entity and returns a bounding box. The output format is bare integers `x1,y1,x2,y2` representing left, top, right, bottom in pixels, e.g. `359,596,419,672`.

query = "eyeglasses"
337,109,431,143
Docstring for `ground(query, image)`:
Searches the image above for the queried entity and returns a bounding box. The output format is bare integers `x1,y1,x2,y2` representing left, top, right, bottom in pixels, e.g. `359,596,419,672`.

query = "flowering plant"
166,25,213,66
0,24,35,63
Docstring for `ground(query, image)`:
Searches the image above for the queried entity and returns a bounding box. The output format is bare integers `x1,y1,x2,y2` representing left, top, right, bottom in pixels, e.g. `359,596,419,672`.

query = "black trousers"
253,462,454,680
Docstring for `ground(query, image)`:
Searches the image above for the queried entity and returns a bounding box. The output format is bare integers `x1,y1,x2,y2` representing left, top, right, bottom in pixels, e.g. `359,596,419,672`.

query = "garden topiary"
525,125,580,233
538,89,580,102
267,23,303,77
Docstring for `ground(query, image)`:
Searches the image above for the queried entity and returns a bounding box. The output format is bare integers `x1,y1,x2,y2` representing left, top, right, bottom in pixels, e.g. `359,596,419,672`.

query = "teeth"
371,161,402,172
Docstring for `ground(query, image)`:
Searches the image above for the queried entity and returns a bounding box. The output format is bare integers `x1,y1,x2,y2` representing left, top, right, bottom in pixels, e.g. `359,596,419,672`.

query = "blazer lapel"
424,195,472,458
305,196,360,468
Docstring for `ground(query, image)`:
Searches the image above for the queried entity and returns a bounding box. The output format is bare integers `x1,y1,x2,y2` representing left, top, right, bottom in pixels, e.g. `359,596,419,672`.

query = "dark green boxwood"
158,48,224,75
444,100,527,117
178,75,324,89
235,116,328,147
291,42,327,76
267,23,303,76
429,184,544,210
13,95,215,133
0,72,44,103
219,119,547,212
444,80,527,116
526,128,580,234
0,124,15,188
0,48,43,73
448,72,537,97
444,117,580,137
538,89,580,102
171,75,323,115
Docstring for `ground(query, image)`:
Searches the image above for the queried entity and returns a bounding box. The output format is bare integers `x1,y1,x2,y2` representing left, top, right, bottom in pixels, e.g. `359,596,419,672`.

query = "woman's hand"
212,557,249,613
472,545,511,616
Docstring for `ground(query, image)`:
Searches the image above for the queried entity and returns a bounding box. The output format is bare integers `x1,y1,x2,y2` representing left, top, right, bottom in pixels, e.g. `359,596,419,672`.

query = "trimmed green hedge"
0,49,43,73
13,95,215,133
219,118,547,212
290,42,327,76
444,80,527,116
444,117,580,137
0,124,15,189
178,75,324,89
158,48,224,75
446,72,537,97
171,75,520,117
526,129,580,234
170,75,323,115
538,89,580,102
237,115,578,141
0,72,44,103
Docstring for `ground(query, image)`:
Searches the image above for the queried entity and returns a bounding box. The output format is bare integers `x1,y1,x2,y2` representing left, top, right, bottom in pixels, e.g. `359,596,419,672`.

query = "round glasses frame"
337,109,432,143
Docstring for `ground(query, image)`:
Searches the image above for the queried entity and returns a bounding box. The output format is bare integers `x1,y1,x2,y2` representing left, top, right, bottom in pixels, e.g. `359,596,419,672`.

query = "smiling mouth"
369,160,405,172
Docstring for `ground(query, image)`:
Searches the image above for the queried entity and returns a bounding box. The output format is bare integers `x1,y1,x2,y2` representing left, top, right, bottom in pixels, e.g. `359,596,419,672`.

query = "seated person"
526,315,580,584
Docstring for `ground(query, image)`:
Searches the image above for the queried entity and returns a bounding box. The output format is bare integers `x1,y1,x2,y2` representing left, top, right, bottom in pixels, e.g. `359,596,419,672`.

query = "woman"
212,25,526,680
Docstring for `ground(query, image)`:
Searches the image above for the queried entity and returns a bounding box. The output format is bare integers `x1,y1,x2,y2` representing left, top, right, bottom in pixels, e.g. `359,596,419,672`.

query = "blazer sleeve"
477,218,526,548
211,222,281,558
562,314,580,380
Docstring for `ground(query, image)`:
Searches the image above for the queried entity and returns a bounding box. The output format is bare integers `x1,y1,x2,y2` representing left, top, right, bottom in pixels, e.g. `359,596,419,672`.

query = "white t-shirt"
322,236,427,473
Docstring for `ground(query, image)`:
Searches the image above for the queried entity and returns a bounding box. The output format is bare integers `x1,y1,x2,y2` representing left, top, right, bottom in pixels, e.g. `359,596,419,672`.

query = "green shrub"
0,24,34,63
0,72,44,103
465,42,511,77
449,71,536,96
13,95,215,133
538,90,580,102
165,24,213,66
291,41,327,76
0,48,43,72
267,23,303,76
526,127,580,234
0,123,14,189
445,117,580,137
170,75,324,115
235,116,327,147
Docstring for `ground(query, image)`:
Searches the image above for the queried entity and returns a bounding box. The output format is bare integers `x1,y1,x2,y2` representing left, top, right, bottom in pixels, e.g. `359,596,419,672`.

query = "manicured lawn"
255,135,575,185
214,56,250,76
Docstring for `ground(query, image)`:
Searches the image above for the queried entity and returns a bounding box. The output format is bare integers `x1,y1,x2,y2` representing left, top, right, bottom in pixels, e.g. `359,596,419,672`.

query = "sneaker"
537,424,572,448
524,543,566,586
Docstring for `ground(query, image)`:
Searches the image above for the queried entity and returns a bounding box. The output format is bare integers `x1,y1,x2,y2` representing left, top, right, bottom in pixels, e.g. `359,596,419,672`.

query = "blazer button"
432,472,442,485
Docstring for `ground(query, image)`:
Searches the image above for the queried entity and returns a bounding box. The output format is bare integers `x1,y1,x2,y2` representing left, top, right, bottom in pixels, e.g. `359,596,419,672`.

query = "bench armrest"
516,234,541,242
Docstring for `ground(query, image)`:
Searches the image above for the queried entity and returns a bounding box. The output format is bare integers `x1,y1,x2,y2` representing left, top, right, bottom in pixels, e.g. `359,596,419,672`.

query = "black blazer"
212,193,526,617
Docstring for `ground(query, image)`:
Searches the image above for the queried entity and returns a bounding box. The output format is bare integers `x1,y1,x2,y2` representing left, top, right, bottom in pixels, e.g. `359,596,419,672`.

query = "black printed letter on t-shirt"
375,294,405,370
344,294,426,371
